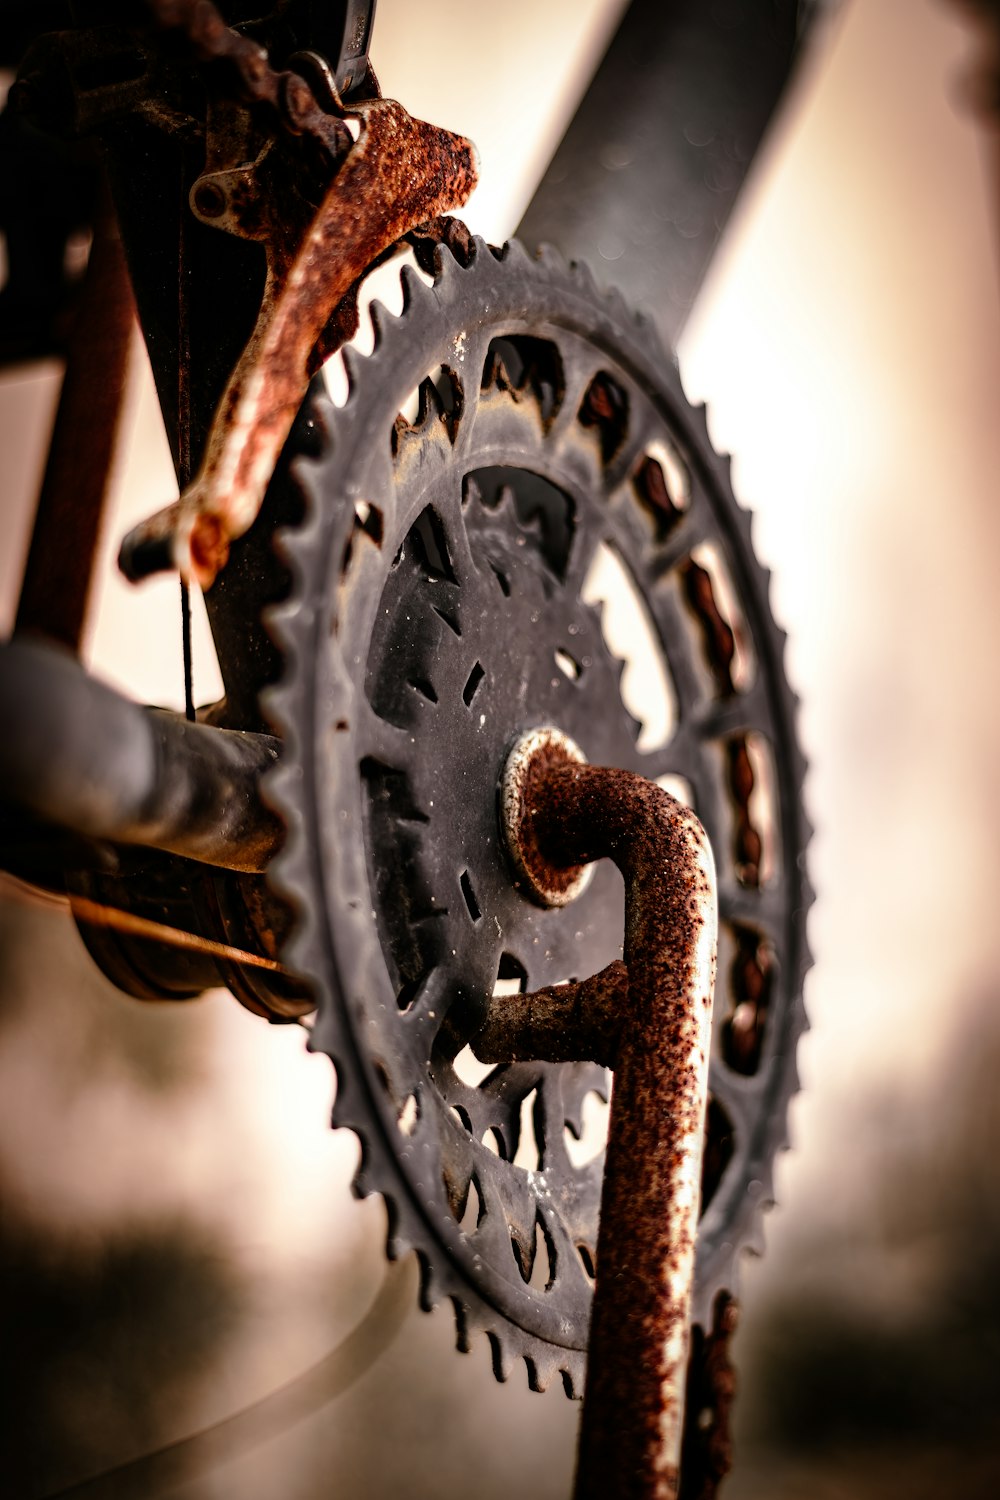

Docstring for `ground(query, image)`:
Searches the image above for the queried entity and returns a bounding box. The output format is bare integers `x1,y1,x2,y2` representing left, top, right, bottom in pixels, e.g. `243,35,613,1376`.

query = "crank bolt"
192,180,226,219
500,727,595,907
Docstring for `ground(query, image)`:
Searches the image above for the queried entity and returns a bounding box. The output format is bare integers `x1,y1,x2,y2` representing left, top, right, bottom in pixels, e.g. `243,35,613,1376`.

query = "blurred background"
2,0,1000,1495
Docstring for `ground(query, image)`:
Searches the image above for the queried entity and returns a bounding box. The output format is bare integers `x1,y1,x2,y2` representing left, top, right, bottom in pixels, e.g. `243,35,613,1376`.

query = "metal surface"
265,235,811,1392
475,960,627,1069
145,0,376,123
8,1,401,730
68,893,287,974
678,1292,738,1499
500,726,594,906
0,638,283,874
67,847,312,1015
15,180,133,649
500,735,716,1496
118,2,477,587
518,0,831,347
0,8,820,1482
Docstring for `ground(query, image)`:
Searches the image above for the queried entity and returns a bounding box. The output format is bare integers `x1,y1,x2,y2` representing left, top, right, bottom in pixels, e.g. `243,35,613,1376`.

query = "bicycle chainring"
265,236,811,1395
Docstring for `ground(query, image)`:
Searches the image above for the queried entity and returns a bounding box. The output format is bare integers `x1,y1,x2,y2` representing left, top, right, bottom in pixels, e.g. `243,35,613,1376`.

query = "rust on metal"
475,959,628,1069
500,727,594,905
497,729,717,1499
120,3,478,589
15,180,134,650
407,214,477,272
678,1294,738,1500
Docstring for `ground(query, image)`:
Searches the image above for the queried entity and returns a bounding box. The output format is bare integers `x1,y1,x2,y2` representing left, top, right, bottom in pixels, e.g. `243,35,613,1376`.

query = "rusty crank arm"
482,729,717,1499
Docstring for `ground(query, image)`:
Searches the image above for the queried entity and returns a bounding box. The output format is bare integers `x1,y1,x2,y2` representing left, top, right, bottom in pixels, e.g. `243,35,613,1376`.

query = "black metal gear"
265,235,811,1396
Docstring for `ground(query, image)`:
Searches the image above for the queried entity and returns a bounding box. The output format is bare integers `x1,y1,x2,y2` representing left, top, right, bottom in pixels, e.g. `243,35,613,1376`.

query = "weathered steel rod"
0,637,283,874
496,730,717,1498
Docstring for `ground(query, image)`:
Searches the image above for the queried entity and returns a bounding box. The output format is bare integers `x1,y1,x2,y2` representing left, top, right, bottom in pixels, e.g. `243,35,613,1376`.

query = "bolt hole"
462,662,485,707
554,648,581,681
192,180,226,218
459,868,482,923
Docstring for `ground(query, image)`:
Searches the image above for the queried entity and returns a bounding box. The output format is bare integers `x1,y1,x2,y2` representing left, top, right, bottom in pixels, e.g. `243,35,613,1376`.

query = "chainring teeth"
263,231,812,1388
